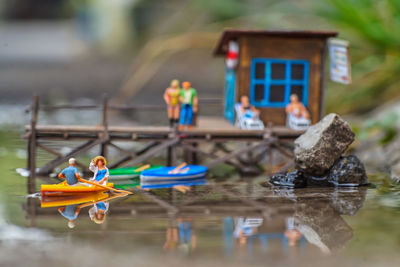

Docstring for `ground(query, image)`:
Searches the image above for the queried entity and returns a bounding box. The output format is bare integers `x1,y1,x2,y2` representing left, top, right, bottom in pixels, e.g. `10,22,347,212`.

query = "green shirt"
180,88,197,105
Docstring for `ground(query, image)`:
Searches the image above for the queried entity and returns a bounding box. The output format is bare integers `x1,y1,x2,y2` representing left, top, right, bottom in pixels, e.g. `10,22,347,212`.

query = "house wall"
236,36,325,125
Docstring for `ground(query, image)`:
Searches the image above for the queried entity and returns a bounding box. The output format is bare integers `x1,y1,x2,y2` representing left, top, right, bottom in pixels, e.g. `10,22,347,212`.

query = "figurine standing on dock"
163,79,181,128
89,156,109,186
285,94,311,130
58,158,82,185
179,81,198,131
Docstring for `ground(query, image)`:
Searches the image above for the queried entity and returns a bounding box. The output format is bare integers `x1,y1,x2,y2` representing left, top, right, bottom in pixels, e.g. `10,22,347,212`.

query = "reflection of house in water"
25,184,366,258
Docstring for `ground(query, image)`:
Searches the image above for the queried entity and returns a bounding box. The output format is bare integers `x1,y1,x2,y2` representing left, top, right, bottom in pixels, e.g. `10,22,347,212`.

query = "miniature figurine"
284,217,302,247
239,95,259,119
58,204,81,229
164,217,197,253
89,201,109,224
163,79,181,128
235,95,264,130
285,94,311,130
89,156,109,186
178,81,198,131
58,158,82,185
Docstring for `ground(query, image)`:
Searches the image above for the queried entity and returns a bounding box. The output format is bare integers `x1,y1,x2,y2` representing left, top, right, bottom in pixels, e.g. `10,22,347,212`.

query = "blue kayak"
140,165,208,182
141,178,206,189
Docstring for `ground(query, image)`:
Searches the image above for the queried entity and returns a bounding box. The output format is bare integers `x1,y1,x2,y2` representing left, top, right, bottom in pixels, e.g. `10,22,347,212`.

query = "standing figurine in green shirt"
179,81,198,131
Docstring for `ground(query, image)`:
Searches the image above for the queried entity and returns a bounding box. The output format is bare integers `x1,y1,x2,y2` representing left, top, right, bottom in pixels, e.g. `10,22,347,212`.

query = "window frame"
249,58,309,108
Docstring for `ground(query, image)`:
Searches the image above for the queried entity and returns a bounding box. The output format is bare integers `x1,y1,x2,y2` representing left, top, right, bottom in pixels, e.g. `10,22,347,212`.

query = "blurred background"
2,0,400,115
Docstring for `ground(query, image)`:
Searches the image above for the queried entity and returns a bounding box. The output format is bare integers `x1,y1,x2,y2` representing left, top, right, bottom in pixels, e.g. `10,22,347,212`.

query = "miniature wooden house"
214,29,338,125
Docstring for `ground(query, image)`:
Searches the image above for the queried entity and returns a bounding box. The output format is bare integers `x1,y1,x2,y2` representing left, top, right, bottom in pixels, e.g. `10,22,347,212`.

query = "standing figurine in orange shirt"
163,79,181,128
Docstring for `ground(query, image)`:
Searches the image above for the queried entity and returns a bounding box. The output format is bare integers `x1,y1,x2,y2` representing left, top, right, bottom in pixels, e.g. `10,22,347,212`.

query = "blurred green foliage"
356,112,398,145
316,0,400,113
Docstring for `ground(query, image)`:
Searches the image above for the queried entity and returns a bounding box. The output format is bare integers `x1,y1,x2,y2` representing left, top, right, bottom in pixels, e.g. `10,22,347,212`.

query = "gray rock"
294,113,355,175
328,155,368,186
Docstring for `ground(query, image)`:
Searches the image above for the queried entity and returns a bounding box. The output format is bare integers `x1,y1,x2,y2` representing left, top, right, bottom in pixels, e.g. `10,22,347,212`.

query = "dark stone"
294,113,355,175
269,170,307,188
304,172,331,187
328,155,368,186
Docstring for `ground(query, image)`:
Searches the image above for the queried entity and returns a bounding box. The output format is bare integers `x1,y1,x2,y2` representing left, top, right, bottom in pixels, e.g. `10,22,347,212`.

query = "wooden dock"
24,95,303,193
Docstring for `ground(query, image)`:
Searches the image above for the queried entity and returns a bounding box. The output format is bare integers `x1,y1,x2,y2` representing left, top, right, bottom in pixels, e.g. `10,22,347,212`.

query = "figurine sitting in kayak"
58,157,109,186
58,158,82,185
89,156,110,186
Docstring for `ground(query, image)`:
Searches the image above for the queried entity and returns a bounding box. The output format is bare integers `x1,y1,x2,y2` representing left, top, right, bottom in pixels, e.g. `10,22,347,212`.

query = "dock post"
183,142,198,164
101,94,108,158
27,95,39,194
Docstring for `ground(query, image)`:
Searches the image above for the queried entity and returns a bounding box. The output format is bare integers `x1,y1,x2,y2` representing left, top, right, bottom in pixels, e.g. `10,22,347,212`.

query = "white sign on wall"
329,38,352,84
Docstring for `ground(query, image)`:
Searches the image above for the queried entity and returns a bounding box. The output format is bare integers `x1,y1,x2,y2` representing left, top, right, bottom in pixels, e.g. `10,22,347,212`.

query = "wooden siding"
236,36,325,125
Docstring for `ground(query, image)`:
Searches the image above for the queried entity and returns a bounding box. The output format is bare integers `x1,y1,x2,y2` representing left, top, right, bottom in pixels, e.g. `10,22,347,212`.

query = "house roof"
213,29,338,55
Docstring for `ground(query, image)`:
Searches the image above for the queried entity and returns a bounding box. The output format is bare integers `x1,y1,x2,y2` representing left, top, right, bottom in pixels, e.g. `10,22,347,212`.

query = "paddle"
134,164,151,173
177,167,190,174
78,178,133,194
77,192,129,209
168,163,187,174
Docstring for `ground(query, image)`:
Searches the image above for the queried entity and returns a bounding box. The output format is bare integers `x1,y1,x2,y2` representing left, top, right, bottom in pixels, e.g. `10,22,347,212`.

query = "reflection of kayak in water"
41,181,114,197
41,192,109,208
109,165,163,180
114,179,140,190
141,178,206,189
140,165,207,182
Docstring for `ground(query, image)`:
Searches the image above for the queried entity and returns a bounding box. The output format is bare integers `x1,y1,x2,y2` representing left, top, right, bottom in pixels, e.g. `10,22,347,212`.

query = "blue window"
250,58,309,108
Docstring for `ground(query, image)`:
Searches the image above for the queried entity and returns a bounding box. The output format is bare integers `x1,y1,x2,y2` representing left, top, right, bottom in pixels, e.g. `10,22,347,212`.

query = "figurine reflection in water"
164,217,197,254
284,217,302,247
89,201,109,224
233,217,263,246
58,204,81,229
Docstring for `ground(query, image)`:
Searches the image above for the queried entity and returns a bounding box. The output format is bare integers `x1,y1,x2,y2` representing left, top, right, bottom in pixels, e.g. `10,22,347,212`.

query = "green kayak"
109,165,163,180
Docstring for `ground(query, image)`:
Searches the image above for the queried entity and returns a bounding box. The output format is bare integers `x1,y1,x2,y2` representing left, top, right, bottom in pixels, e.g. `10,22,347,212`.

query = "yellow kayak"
41,191,109,208
41,181,114,197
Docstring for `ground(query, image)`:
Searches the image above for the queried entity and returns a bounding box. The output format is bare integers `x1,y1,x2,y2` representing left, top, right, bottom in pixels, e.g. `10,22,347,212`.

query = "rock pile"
270,113,368,188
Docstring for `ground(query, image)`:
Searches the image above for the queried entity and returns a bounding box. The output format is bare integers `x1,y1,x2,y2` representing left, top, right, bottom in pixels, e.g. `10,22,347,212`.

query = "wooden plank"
36,142,87,170
101,95,109,157
130,188,178,214
109,141,160,169
206,141,268,168
180,142,245,169
38,138,107,175
28,95,39,194
125,137,180,166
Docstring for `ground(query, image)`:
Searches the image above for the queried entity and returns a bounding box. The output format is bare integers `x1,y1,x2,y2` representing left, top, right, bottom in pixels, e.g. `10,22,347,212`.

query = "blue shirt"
61,205,78,220
95,169,107,182
96,202,106,210
61,166,79,185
